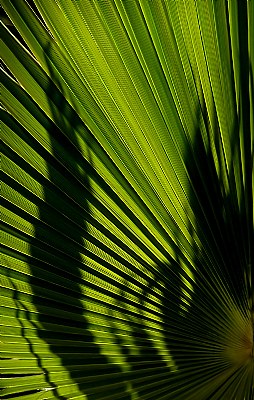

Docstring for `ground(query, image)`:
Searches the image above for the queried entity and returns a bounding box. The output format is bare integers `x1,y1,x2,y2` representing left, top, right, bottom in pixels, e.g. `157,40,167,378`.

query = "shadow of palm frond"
24,43,133,399
160,94,252,399
22,40,175,399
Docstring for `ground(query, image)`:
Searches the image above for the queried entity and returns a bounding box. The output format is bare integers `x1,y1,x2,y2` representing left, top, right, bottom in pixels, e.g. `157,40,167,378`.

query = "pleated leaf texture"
0,0,253,399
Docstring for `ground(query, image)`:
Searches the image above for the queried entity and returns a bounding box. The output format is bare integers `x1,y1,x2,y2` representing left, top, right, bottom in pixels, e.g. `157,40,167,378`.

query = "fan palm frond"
1,1,253,399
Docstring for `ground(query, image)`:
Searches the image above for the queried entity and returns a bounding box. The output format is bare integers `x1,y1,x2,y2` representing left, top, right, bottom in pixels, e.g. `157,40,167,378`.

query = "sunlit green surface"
0,1,253,399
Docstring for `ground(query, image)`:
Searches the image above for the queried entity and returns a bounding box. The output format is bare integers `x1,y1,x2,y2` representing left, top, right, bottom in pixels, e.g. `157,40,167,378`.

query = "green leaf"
1,0,253,399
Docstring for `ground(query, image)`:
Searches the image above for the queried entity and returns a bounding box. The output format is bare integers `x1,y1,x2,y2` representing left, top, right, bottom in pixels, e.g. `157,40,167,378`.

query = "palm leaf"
1,1,253,399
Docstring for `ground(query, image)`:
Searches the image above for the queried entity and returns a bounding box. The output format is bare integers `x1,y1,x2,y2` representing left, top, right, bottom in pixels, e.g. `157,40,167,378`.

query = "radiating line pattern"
0,1,253,399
